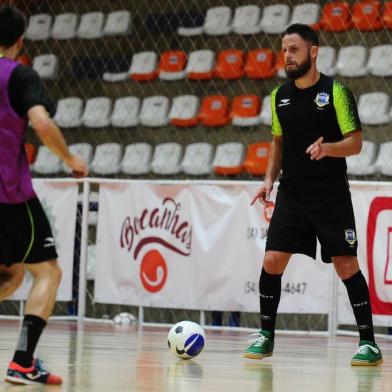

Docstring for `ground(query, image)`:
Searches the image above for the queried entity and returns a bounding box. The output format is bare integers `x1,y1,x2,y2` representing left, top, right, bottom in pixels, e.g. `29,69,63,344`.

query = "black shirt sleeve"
8,65,56,118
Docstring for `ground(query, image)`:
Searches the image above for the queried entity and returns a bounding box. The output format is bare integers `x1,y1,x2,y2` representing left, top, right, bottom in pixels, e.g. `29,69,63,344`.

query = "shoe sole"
4,376,36,385
351,358,383,367
243,352,273,360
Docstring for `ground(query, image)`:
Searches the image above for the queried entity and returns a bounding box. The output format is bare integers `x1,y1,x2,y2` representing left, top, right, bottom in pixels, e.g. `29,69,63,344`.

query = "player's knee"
263,252,287,274
333,256,359,280
50,262,62,286
36,260,62,286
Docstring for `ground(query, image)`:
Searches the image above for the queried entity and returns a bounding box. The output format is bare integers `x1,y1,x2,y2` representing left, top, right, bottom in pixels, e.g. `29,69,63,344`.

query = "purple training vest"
0,57,35,203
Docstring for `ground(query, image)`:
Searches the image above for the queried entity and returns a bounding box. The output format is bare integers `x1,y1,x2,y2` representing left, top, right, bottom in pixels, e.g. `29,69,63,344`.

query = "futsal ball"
167,321,205,359
113,312,137,325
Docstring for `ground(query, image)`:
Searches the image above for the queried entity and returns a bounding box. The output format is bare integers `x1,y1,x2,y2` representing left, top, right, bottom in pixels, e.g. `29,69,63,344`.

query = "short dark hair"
0,6,26,48
284,23,319,46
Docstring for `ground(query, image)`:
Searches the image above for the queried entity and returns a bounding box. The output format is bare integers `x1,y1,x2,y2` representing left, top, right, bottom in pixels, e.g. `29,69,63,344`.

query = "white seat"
374,142,392,176
111,97,140,127
169,95,199,124
367,45,392,77
77,12,105,39
151,143,183,175
53,97,84,128
129,51,157,78
33,54,58,80
103,11,131,36
25,14,52,41
317,46,337,76
51,13,78,39
62,143,93,173
87,245,96,281
336,46,368,77
186,50,215,77
358,92,391,125
82,97,112,128
91,143,122,175
33,146,62,174
212,142,245,170
140,96,170,127
232,5,262,35
102,72,129,82
121,143,153,175
259,4,290,34
203,6,232,35
346,140,377,175
260,95,272,126
182,143,214,175
288,3,320,25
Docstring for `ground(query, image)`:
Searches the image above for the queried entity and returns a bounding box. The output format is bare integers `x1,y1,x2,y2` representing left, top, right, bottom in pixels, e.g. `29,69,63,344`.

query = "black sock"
13,314,47,368
259,268,282,340
342,270,375,343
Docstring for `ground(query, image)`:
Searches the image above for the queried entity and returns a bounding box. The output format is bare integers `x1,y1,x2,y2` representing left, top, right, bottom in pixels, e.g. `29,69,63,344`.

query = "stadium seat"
215,49,245,80
51,13,78,39
111,97,140,127
213,142,245,175
139,96,170,127
382,1,392,28
260,95,272,126
182,142,214,175
231,95,262,127
169,95,199,127
232,5,262,35
62,143,93,174
177,11,205,36
198,95,230,127
336,46,368,77
275,50,286,78
151,143,183,175
16,55,31,66
146,12,181,34
346,140,377,175
358,92,391,125
91,143,122,175
352,0,382,31
245,48,276,79
259,4,290,34
53,97,84,128
374,142,392,176
367,45,392,76
317,46,337,76
121,143,153,175
32,54,58,80
24,143,37,165
203,6,232,35
102,57,131,82
158,50,187,80
186,50,215,80
25,14,52,41
129,51,158,82
77,12,105,39
33,146,62,175
82,97,112,128
288,3,320,27
243,142,271,176
103,10,131,36
316,2,353,31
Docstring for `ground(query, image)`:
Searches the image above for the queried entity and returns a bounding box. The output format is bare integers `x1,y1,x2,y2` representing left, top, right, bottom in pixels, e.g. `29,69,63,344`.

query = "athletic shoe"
5,358,63,385
244,330,274,359
351,340,383,366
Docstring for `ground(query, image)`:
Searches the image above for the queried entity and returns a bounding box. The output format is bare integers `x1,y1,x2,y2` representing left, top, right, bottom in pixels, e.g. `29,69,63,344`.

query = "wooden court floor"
0,320,391,392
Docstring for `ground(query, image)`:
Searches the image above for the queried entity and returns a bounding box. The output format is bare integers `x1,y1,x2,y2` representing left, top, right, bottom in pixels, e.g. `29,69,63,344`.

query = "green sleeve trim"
333,80,361,135
21,202,35,263
271,86,283,136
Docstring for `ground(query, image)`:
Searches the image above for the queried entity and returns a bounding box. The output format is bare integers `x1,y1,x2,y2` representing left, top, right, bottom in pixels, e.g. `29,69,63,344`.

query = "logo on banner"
120,197,192,293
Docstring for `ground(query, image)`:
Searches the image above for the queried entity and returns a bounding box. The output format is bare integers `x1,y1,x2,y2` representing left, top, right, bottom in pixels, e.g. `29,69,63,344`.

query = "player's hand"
251,182,273,207
65,154,88,178
306,136,327,160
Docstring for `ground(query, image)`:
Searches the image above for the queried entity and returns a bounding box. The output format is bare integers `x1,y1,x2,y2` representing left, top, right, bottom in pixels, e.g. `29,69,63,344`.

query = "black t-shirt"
271,73,361,194
8,64,55,118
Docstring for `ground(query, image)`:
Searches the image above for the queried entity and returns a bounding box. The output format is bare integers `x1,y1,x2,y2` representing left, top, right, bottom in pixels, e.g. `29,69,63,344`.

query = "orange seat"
215,49,245,80
245,49,276,80
243,142,271,176
230,95,261,118
158,50,187,74
352,1,382,30
382,1,392,28
274,50,286,77
17,54,31,66
198,95,230,127
24,143,37,165
317,2,353,31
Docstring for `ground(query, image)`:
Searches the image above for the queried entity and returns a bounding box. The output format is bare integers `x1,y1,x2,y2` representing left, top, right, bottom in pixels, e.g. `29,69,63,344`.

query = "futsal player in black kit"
244,24,382,366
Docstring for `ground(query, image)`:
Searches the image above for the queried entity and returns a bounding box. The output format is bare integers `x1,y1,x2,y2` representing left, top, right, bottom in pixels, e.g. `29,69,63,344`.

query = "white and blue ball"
167,321,205,359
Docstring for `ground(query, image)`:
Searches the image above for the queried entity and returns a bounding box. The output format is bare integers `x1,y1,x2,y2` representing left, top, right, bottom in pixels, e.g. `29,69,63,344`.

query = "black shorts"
0,197,58,267
266,184,358,263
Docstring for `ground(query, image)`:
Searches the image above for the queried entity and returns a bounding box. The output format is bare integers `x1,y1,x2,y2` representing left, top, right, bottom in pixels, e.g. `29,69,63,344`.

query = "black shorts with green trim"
0,197,58,267
265,183,358,263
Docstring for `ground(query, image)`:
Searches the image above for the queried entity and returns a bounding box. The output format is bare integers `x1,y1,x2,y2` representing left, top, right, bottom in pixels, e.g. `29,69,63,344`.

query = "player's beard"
285,52,311,80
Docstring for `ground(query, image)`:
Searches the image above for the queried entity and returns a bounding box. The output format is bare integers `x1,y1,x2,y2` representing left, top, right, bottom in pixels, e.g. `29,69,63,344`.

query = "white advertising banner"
95,182,331,313
10,181,78,302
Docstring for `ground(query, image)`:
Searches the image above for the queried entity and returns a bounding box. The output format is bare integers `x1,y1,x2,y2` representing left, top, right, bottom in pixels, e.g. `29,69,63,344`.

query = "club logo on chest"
314,92,330,109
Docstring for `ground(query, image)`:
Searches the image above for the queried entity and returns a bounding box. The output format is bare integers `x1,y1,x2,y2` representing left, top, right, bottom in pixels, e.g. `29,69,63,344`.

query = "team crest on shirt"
314,92,330,108
344,229,357,246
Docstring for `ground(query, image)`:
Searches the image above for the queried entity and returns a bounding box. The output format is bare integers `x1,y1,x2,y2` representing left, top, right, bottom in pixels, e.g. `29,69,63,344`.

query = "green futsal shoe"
244,330,274,360
351,340,383,366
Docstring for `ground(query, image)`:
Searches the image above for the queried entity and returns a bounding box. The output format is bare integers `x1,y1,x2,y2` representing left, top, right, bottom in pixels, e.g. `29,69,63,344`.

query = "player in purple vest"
0,6,88,385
